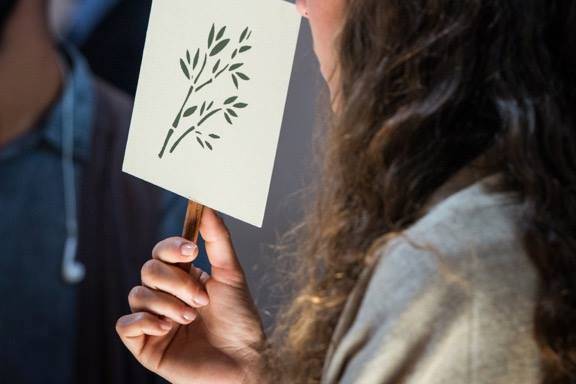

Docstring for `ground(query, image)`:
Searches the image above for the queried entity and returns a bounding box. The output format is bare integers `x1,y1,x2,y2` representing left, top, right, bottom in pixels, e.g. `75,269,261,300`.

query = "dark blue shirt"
0,46,202,383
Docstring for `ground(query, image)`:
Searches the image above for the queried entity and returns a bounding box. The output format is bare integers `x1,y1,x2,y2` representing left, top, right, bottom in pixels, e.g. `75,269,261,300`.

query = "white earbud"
62,235,86,284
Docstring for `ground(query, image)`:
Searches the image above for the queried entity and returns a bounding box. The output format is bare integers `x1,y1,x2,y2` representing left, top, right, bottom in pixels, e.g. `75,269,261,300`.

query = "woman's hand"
116,208,265,384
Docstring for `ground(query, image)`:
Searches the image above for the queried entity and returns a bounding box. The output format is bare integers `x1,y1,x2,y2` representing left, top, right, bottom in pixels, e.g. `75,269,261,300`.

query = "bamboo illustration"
158,24,254,158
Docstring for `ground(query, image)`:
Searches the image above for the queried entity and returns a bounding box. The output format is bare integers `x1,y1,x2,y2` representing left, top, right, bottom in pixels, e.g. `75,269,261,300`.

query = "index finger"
152,237,199,264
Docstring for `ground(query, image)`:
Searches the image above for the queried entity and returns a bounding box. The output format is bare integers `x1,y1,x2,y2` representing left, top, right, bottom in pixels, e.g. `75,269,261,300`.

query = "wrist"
241,356,267,384
240,341,267,384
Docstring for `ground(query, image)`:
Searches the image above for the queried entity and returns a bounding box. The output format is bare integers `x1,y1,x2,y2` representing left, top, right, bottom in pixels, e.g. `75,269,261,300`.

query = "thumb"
200,208,246,288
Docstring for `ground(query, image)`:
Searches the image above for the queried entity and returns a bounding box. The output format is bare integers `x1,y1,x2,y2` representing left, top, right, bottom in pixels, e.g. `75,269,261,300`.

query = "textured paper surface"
123,0,301,227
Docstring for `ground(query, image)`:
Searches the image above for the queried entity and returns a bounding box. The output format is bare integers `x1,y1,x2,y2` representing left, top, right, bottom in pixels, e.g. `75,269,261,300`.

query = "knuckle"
183,277,202,302
215,215,231,236
219,224,232,239
152,238,172,257
133,312,149,324
115,316,128,332
152,237,182,259
128,286,148,305
151,242,161,258
141,259,163,281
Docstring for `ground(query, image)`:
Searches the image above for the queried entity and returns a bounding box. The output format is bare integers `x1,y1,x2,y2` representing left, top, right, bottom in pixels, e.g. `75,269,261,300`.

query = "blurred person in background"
56,0,118,45
0,0,205,383
76,0,152,95
50,0,151,96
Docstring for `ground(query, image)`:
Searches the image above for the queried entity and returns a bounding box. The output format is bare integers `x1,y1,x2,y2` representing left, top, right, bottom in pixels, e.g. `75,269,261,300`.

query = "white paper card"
123,0,301,227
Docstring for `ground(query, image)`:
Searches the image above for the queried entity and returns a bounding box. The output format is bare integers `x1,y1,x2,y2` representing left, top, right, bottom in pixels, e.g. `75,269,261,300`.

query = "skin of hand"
116,208,266,384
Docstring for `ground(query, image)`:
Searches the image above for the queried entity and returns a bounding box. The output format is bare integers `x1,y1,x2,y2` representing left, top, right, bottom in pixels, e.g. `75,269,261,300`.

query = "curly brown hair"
265,1,576,383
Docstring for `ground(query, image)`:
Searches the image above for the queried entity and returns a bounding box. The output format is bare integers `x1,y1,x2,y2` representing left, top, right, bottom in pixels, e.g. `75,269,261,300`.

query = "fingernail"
182,309,196,321
181,242,198,257
194,293,209,306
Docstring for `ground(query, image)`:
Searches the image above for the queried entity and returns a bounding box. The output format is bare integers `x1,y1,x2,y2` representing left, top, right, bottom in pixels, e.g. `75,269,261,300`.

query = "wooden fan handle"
182,200,204,242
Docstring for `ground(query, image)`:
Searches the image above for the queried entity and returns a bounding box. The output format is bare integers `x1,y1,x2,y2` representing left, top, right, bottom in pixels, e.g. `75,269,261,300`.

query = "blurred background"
52,0,325,330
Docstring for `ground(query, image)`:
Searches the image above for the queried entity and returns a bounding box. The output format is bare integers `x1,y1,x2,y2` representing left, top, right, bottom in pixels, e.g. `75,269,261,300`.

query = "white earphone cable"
60,56,85,285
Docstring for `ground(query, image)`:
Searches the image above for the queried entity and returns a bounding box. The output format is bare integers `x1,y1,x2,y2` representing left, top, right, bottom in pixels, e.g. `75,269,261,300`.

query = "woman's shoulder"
323,175,542,384
376,174,536,300
396,174,526,268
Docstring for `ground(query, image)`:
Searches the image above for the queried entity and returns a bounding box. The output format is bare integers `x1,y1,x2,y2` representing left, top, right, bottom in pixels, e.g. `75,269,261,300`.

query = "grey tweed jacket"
321,171,542,384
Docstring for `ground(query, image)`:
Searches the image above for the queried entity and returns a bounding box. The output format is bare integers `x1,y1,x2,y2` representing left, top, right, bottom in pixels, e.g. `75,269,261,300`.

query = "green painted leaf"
239,45,252,53
212,59,221,74
193,49,200,69
205,141,213,150
224,113,232,125
210,39,230,56
216,26,226,41
229,63,243,71
247,30,253,39
231,49,238,59
183,106,197,117
209,134,221,139
234,103,248,109
239,27,249,43
224,96,238,104
208,24,215,48
207,101,214,110
232,73,238,89
236,72,250,81
200,101,206,115
186,50,191,64
196,137,205,148
227,108,238,117
180,59,190,79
